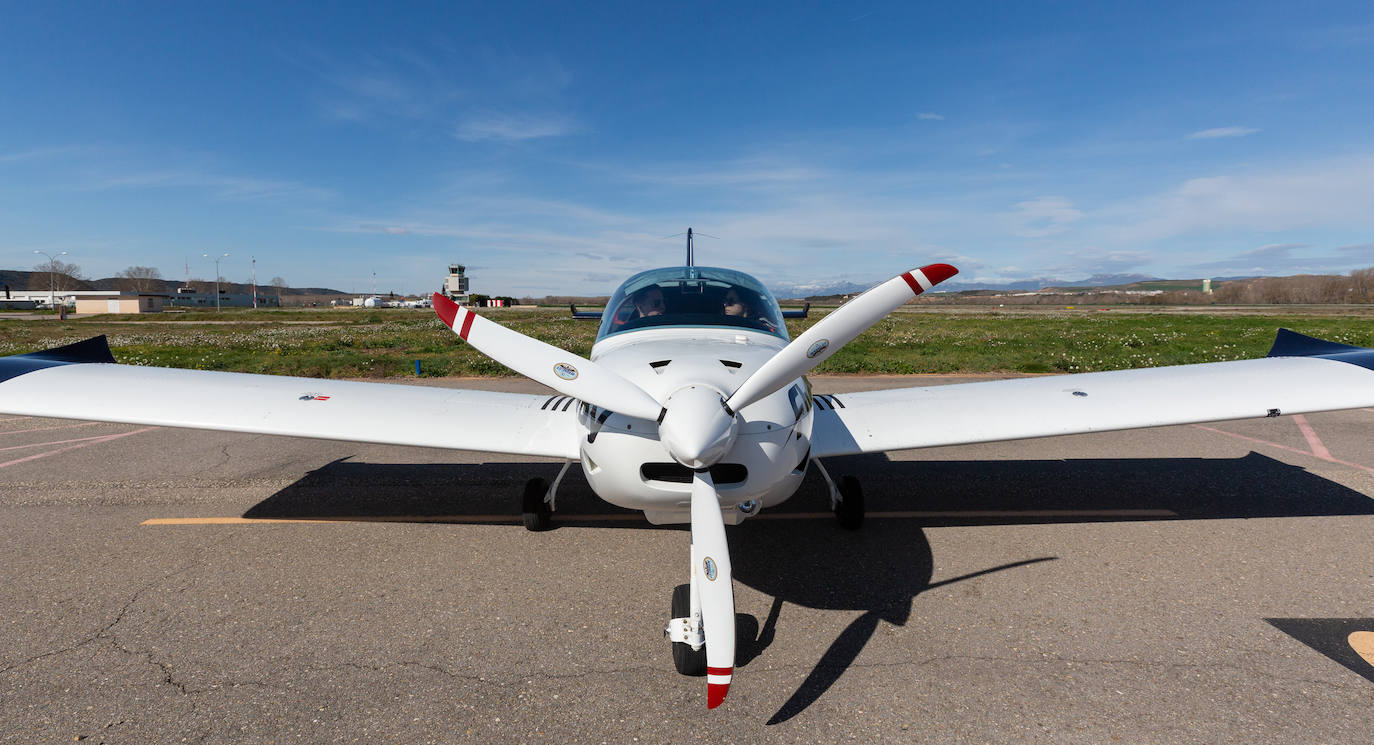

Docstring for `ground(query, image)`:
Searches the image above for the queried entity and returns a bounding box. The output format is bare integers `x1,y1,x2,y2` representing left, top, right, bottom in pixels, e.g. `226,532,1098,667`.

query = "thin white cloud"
916,112,945,121
454,113,578,142
1007,196,1084,237
1097,155,1374,244
101,172,328,201
1186,126,1259,140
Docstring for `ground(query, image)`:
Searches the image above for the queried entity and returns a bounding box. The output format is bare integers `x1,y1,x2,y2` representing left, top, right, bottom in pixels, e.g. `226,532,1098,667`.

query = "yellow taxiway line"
143,509,1176,526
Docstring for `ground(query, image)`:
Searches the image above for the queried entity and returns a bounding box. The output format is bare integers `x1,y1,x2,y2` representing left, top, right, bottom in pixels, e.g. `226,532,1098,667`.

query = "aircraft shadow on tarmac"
243,450,1374,526
243,451,1374,722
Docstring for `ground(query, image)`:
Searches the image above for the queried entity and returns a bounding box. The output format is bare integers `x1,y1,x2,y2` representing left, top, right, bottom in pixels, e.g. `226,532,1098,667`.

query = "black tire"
670,583,706,676
835,475,864,530
522,478,551,532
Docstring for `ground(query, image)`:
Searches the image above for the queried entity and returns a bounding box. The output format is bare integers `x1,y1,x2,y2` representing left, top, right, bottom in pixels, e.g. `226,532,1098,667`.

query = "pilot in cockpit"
631,285,667,318
722,288,750,318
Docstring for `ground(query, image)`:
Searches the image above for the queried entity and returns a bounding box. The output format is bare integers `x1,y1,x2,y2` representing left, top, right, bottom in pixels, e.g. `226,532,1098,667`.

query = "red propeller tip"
432,293,460,328
707,682,730,709
919,263,959,285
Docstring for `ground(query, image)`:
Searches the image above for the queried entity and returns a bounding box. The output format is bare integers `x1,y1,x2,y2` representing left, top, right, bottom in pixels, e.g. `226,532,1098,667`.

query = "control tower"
443,264,470,304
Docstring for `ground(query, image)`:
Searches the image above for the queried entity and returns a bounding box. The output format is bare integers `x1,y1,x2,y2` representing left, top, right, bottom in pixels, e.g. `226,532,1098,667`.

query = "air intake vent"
640,463,748,484
649,360,672,374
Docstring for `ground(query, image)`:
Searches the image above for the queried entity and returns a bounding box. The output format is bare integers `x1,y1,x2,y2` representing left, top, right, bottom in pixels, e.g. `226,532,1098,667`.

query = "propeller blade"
724,263,957,413
691,470,735,709
432,293,663,421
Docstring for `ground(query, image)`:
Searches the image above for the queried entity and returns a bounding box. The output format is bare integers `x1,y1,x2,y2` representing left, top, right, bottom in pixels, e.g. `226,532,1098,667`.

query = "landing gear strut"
813,458,864,530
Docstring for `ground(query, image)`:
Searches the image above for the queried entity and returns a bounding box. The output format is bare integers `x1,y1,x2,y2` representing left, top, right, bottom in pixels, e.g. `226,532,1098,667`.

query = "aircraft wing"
0,336,582,459
811,329,1374,458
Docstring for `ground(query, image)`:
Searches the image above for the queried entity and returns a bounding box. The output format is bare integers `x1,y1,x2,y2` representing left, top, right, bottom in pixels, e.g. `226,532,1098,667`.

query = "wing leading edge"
0,336,581,459
812,329,1374,458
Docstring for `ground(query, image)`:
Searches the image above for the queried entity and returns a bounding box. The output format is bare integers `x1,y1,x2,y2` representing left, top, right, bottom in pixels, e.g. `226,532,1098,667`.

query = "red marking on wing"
432,293,460,328
458,311,475,341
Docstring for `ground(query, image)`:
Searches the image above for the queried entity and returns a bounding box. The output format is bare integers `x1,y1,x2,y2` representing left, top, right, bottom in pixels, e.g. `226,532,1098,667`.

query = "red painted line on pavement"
1292,414,1334,460
1192,424,1374,473
0,421,101,436
0,432,150,453
0,427,157,469
0,417,30,423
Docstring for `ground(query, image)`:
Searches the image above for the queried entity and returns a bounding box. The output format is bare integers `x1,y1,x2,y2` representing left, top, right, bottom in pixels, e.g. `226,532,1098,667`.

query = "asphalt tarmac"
2,375,1372,744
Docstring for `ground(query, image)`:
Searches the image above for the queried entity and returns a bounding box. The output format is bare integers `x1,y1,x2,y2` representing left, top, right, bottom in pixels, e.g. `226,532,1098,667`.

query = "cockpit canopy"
596,266,789,341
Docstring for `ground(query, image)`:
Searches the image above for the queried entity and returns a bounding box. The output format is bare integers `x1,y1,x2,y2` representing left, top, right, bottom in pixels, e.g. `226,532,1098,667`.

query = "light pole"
204,253,229,311
32,249,69,309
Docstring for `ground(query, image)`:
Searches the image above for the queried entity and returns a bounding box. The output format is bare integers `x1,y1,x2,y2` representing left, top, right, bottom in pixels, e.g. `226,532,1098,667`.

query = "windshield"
596,266,788,341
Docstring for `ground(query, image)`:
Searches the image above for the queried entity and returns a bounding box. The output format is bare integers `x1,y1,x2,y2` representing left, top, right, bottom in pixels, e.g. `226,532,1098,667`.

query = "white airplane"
3,253,1374,710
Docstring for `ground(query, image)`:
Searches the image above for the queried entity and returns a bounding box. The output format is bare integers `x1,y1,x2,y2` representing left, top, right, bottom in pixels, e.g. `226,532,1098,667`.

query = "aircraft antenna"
664,228,717,267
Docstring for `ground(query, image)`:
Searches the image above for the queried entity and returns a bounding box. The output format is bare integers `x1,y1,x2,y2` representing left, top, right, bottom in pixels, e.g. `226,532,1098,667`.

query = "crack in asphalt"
0,535,235,696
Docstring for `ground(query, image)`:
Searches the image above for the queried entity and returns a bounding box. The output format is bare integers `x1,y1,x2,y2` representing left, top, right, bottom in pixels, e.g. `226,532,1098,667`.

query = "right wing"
0,336,582,459
811,329,1374,458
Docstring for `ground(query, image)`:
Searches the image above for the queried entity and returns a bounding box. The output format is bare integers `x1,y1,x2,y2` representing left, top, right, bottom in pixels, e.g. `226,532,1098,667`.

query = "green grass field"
1,307,1371,378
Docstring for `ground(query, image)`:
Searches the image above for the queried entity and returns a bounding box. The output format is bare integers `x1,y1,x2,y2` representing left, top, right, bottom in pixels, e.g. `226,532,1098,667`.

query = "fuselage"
573,265,815,524
579,327,814,524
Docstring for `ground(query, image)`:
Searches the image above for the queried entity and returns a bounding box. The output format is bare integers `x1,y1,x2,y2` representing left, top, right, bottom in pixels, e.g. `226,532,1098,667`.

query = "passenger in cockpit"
722,288,750,318
632,286,667,317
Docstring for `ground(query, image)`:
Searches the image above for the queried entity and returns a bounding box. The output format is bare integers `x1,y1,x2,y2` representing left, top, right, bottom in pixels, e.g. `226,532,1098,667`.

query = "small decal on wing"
703,557,718,581
299,393,331,401
553,362,579,380
806,339,830,359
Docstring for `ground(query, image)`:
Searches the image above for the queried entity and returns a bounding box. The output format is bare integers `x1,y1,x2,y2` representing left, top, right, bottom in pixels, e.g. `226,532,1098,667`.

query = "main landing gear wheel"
835,475,864,530
670,583,706,676
522,478,551,532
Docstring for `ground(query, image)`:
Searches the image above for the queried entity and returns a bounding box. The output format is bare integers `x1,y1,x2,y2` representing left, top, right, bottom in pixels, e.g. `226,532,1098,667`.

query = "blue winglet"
0,335,116,383
1266,328,1374,371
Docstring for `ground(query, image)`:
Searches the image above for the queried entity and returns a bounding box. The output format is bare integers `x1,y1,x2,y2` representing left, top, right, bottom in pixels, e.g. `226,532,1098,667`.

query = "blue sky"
2,1,1372,297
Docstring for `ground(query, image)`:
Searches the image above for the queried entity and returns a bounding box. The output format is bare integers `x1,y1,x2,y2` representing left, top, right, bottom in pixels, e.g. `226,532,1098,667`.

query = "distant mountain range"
0,270,344,296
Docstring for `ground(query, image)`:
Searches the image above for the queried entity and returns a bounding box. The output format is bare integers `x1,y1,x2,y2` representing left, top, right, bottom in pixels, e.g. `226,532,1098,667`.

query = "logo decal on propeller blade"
703,557,718,581
553,363,579,380
806,339,830,359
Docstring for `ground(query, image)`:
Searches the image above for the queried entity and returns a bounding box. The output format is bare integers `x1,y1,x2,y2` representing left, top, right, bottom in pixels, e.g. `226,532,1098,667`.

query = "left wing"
0,336,581,459
812,329,1374,457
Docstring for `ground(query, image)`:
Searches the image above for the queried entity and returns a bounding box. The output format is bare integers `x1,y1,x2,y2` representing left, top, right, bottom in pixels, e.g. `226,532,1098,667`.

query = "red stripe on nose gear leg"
707,666,733,675
458,311,476,341
900,272,924,295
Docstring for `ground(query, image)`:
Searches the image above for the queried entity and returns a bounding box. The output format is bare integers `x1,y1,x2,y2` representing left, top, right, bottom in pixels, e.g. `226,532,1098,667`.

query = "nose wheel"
667,583,706,675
